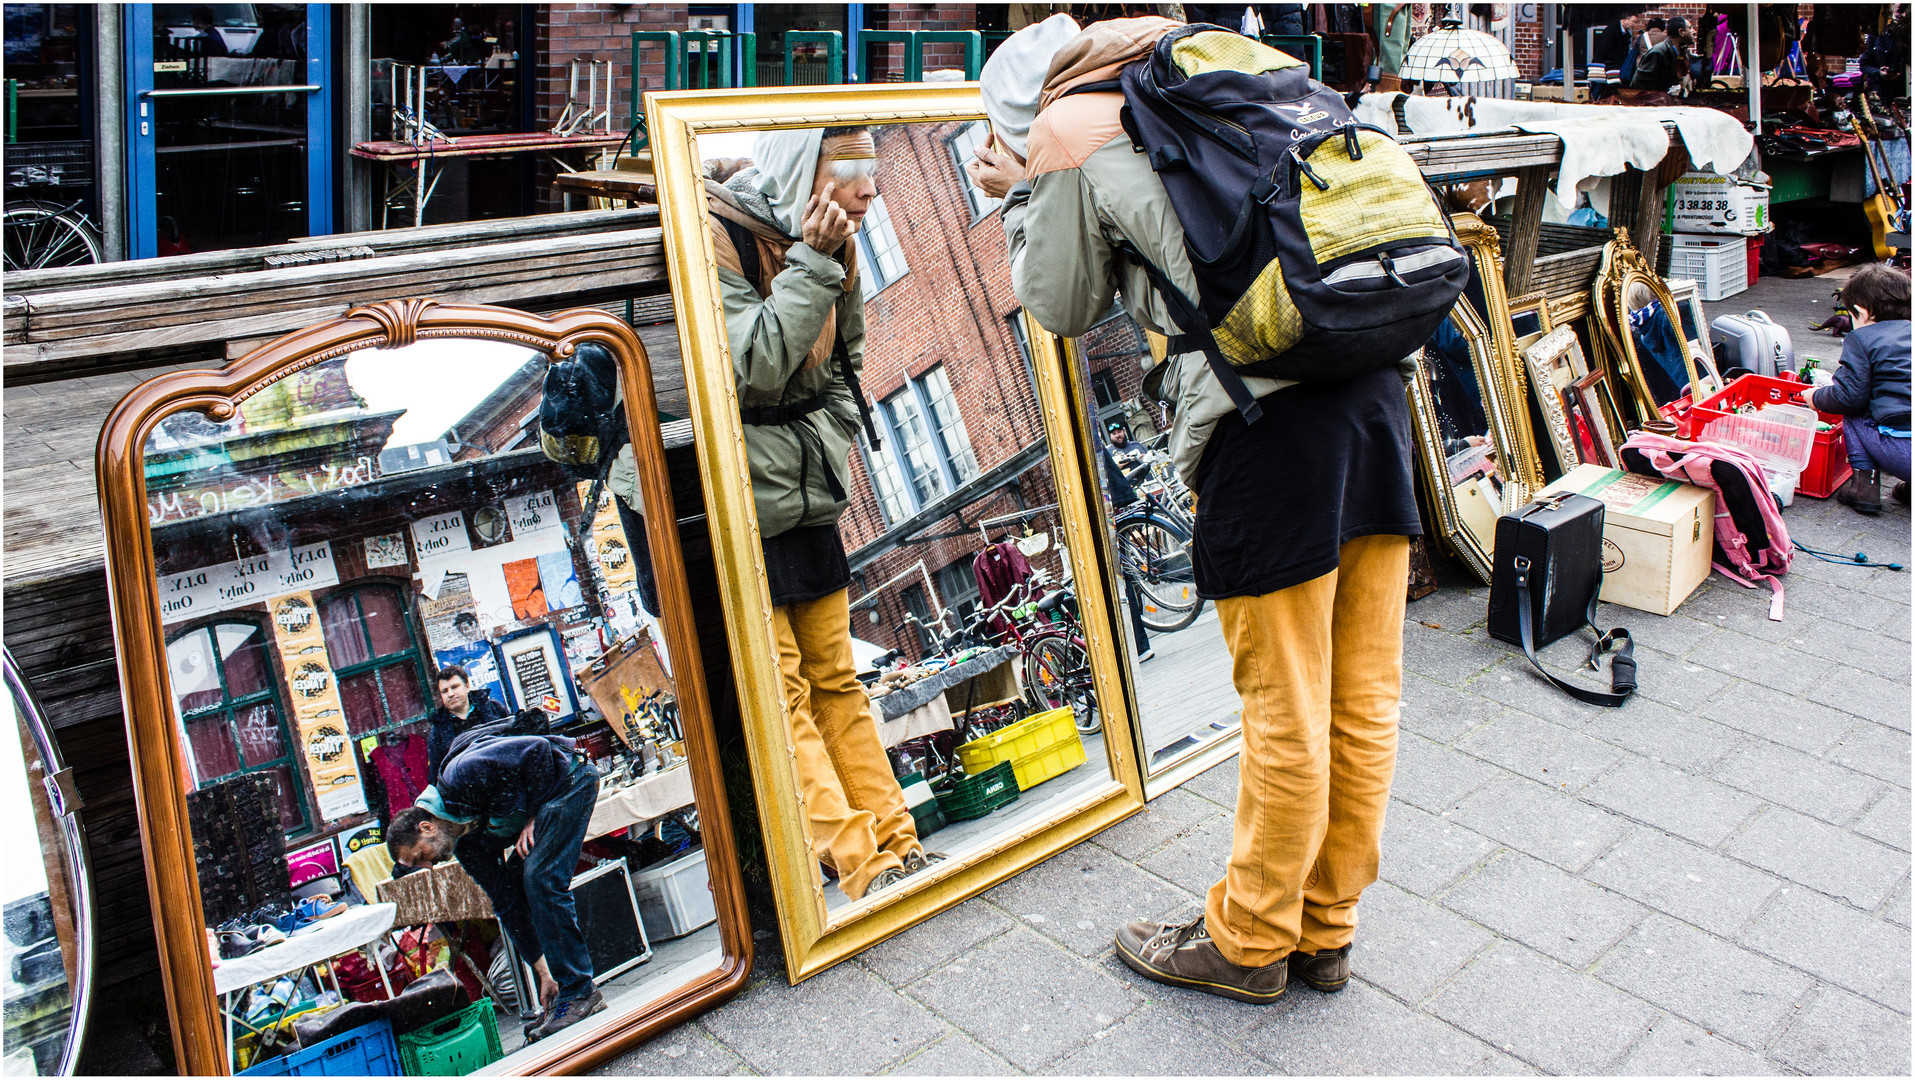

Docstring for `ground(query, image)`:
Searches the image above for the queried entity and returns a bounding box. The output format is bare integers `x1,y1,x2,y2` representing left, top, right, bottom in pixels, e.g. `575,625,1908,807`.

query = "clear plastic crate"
1700,402,1817,472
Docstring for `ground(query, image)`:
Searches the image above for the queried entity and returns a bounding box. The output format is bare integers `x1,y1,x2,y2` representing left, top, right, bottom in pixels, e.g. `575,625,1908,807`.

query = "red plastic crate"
1689,373,1852,498
1745,234,1763,286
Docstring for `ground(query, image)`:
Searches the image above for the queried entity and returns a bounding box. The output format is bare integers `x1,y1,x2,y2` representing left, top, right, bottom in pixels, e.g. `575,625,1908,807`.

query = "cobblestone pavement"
599,485,1910,1077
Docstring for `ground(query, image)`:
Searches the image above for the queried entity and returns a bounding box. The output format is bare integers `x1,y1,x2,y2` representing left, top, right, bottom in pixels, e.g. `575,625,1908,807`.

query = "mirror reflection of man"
388,732,602,1040
703,127,941,900
426,664,510,782
976,15,1420,1006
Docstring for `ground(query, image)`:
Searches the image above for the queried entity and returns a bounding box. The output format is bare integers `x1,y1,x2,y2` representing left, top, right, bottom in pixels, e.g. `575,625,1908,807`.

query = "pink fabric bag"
1619,432,1793,619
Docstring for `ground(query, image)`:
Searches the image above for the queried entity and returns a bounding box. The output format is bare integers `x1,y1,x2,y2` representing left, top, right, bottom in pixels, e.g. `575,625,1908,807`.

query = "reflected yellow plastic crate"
956,706,1086,791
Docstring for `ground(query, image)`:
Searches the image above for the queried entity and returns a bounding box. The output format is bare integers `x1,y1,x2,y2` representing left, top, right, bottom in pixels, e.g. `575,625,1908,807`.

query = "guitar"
1850,118,1901,260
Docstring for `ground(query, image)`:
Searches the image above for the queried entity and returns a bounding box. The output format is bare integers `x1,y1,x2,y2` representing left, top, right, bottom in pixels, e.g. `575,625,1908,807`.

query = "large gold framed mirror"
647,84,1145,982
98,301,749,1075
1406,299,1535,583
1592,229,1707,427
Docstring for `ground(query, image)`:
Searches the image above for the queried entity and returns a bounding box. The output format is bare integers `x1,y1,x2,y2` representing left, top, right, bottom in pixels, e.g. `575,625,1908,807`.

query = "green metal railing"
858,29,984,82
783,30,846,85
630,30,758,148
1260,34,1324,80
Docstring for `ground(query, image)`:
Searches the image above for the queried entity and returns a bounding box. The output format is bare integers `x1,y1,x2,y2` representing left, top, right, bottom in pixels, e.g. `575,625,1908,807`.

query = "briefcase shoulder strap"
1510,554,1638,708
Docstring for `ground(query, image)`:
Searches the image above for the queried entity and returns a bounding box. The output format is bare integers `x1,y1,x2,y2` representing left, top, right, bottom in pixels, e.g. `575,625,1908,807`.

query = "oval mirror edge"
3,646,96,1077
93,299,749,1077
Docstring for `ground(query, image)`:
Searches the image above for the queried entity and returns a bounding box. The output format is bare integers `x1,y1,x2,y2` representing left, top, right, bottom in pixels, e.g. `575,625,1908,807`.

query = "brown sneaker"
1287,944,1352,992
1113,917,1287,1004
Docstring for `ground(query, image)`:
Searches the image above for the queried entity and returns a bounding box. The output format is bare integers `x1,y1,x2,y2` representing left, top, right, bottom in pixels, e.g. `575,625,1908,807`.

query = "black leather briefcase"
1487,493,1636,707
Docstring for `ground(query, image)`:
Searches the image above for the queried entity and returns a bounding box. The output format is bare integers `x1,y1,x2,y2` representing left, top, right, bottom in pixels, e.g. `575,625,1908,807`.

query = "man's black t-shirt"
1190,364,1422,600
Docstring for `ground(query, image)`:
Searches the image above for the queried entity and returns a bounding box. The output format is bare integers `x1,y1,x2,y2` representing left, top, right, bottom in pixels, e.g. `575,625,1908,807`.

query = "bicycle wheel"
1116,518,1203,632
1025,635,1099,736
3,202,102,272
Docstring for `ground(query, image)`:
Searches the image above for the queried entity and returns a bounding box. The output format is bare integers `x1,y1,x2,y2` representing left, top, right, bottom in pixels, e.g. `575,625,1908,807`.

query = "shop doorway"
124,3,332,258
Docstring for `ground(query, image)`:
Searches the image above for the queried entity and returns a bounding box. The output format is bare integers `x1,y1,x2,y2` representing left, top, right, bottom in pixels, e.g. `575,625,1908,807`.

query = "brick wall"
866,4,979,80
834,118,1062,656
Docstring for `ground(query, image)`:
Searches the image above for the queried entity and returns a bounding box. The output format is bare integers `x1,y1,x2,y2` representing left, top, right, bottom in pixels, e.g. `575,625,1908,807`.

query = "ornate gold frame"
1406,300,1534,583
96,300,751,1076
1591,228,1702,427
1522,326,1590,481
1508,291,1553,352
1450,212,1545,495
644,84,1146,983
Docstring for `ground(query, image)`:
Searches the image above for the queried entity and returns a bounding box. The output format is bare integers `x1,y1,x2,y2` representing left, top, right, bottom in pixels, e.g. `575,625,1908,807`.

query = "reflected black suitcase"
1487,493,1636,707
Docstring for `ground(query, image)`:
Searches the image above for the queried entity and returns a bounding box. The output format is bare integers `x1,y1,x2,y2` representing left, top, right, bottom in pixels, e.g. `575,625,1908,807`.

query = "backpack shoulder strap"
1110,240,1265,424
714,216,765,295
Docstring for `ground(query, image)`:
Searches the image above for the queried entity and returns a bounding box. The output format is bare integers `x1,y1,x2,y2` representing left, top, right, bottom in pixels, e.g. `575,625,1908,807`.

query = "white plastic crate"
1663,233,1748,301
631,847,717,941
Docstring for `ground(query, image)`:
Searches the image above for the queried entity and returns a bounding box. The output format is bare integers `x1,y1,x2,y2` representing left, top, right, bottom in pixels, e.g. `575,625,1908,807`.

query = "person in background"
426,665,510,783
1627,16,1666,85
1800,265,1912,512
1631,15,1694,93
1595,9,1644,76
389,732,603,1040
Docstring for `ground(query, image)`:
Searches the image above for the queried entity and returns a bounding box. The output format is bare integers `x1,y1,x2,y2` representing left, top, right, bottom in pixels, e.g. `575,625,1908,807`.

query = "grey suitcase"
1710,310,1795,376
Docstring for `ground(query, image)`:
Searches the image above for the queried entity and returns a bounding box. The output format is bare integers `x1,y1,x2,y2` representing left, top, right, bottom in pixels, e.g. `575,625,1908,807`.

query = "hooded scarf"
980,13,1081,160
705,126,861,372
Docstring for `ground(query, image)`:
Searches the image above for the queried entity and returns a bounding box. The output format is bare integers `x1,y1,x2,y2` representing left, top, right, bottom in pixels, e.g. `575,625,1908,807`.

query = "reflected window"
861,433,911,525
165,620,310,834
883,387,947,504
946,121,1002,220
919,365,979,484
935,558,981,626
856,195,909,300
320,583,430,739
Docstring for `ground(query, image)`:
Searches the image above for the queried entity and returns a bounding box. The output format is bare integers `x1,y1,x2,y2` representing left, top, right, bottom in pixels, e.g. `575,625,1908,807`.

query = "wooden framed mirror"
97,300,749,1075
3,648,95,1076
646,83,1145,982
1522,326,1594,482
1592,229,1706,427
1406,299,1535,583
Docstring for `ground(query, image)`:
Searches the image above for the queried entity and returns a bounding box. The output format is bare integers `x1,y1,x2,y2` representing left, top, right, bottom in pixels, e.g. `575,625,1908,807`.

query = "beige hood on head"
1038,16,1178,111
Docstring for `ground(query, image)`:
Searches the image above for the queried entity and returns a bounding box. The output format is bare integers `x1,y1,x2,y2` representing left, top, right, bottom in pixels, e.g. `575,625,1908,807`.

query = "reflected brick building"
839,119,1154,660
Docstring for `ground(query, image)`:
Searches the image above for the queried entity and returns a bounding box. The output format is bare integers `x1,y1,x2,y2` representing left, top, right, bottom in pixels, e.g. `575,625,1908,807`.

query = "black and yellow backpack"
1110,25,1467,421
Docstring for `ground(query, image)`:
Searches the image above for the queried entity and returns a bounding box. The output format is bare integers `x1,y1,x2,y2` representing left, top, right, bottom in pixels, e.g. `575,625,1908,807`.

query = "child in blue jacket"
1804,265,1911,512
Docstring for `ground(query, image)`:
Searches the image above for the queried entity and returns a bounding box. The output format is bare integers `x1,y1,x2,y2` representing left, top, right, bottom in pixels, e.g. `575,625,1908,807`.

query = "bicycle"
1112,488,1204,633
2,197,101,272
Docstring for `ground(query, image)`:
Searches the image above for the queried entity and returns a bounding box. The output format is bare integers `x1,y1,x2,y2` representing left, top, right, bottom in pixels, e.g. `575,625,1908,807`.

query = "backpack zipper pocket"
1320,245,1464,289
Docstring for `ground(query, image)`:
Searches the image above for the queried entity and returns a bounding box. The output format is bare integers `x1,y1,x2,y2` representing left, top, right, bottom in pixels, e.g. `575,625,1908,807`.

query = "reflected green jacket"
706,184,867,540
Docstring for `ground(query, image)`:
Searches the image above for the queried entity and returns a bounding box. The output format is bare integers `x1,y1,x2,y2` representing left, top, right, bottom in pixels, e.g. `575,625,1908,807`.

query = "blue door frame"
122,3,334,259
729,4,864,83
